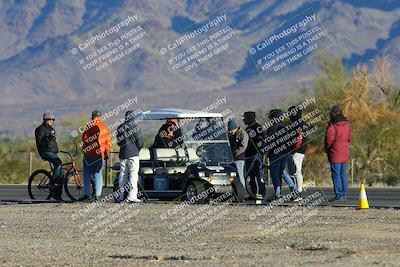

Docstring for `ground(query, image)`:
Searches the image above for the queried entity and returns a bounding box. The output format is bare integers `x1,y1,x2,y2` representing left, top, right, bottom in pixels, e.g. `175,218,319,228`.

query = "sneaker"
292,192,303,202
49,184,62,201
114,197,124,203
271,195,282,201
293,196,303,202
125,199,142,204
330,196,344,202
51,193,62,201
255,194,264,200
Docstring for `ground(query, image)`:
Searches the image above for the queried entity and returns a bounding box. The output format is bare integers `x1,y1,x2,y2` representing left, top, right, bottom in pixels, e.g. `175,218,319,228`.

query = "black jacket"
266,122,289,160
35,123,59,157
229,128,249,160
117,118,144,159
245,122,266,158
151,121,183,149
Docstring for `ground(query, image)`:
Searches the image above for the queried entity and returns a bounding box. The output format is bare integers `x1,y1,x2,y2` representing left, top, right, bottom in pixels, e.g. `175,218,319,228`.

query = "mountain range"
1,0,400,137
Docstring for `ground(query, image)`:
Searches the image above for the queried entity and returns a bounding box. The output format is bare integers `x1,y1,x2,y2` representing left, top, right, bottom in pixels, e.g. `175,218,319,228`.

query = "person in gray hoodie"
116,110,144,203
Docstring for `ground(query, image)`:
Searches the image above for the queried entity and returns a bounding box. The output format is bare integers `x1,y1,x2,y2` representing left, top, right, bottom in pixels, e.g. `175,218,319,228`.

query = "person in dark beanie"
287,105,309,201
228,119,249,188
265,109,291,199
325,105,352,201
116,110,144,203
35,111,63,200
242,111,266,199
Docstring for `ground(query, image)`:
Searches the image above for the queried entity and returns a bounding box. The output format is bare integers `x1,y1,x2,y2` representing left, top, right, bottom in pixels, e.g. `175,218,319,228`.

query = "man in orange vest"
80,110,111,201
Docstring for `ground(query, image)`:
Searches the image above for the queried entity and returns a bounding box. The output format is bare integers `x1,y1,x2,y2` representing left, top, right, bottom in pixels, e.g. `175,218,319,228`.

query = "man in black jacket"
34,111,63,200
116,110,144,203
242,111,266,199
265,109,292,199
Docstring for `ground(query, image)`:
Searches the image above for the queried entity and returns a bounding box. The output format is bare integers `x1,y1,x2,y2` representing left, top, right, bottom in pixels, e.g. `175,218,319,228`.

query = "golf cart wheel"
232,180,247,203
245,175,257,199
185,181,207,204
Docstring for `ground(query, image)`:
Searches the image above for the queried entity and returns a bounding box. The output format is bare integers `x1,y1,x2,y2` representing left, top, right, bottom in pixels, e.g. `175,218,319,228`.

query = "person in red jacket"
324,105,352,201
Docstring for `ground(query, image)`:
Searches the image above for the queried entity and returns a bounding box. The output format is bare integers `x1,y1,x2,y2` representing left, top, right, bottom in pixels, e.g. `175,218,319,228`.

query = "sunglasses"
46,118,55,121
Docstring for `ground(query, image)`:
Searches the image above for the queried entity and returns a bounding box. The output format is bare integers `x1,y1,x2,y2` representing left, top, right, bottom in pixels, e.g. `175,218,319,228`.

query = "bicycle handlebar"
60,141,78,159
60,150,72,159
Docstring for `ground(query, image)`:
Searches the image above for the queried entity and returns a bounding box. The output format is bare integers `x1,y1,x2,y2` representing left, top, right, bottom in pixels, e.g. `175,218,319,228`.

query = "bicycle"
28,143,94,201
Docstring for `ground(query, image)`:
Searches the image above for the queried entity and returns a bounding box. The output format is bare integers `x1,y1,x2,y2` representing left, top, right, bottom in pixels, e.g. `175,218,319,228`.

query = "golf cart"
112,108,246,203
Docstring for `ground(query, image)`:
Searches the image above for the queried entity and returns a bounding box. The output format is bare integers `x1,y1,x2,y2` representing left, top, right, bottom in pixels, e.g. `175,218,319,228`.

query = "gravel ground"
0,201,399,266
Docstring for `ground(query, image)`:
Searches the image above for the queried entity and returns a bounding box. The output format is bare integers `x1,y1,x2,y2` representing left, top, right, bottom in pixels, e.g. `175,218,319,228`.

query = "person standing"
265,109,291,199
242,111,266,199
325,105,352,201
35,112,63,200
80,110,111,202
287,105,308,201
116,110,144,203
227,119,249,188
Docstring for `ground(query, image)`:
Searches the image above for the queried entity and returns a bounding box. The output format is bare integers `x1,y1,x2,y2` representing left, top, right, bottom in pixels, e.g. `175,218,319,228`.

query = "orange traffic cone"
358,183,369,209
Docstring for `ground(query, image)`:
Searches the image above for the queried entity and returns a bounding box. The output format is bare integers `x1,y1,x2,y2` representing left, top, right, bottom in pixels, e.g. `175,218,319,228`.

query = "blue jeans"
269,154,289,197
282,170,297,191
330,163,348,199
41,152,63,185
282,155,297,191
83,157,103,197
234,160,245,188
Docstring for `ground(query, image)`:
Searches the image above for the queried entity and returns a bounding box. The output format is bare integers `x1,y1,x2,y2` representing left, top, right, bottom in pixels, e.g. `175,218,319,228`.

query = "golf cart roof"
141,108,223,120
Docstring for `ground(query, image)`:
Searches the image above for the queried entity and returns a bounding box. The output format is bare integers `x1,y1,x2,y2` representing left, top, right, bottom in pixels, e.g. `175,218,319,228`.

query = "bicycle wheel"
64,171,94,201
28,169,52,200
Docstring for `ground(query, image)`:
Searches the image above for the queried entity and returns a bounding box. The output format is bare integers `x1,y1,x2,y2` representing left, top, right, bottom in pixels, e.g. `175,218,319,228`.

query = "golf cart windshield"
180,117,234,165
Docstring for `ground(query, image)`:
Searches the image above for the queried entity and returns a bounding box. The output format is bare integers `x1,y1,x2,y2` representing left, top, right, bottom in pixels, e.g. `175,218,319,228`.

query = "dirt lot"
0,201,399,266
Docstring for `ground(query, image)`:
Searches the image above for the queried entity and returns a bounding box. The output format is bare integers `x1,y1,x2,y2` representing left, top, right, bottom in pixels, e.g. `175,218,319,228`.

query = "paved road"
1,185,399,208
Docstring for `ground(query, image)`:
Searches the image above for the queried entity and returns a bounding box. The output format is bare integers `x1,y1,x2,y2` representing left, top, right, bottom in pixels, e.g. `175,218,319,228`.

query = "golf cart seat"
153,148,186,162
153,148,187,174
110,149,153,174
139,148,153,174
187,148,200,162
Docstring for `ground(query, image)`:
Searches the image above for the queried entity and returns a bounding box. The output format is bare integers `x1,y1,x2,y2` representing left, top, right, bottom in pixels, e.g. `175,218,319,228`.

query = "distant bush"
305,58,400,186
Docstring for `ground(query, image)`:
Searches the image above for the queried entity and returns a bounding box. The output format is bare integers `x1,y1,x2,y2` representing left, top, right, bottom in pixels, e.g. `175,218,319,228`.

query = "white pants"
234,160,246,188
292,153,305,192
119,156,140,201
